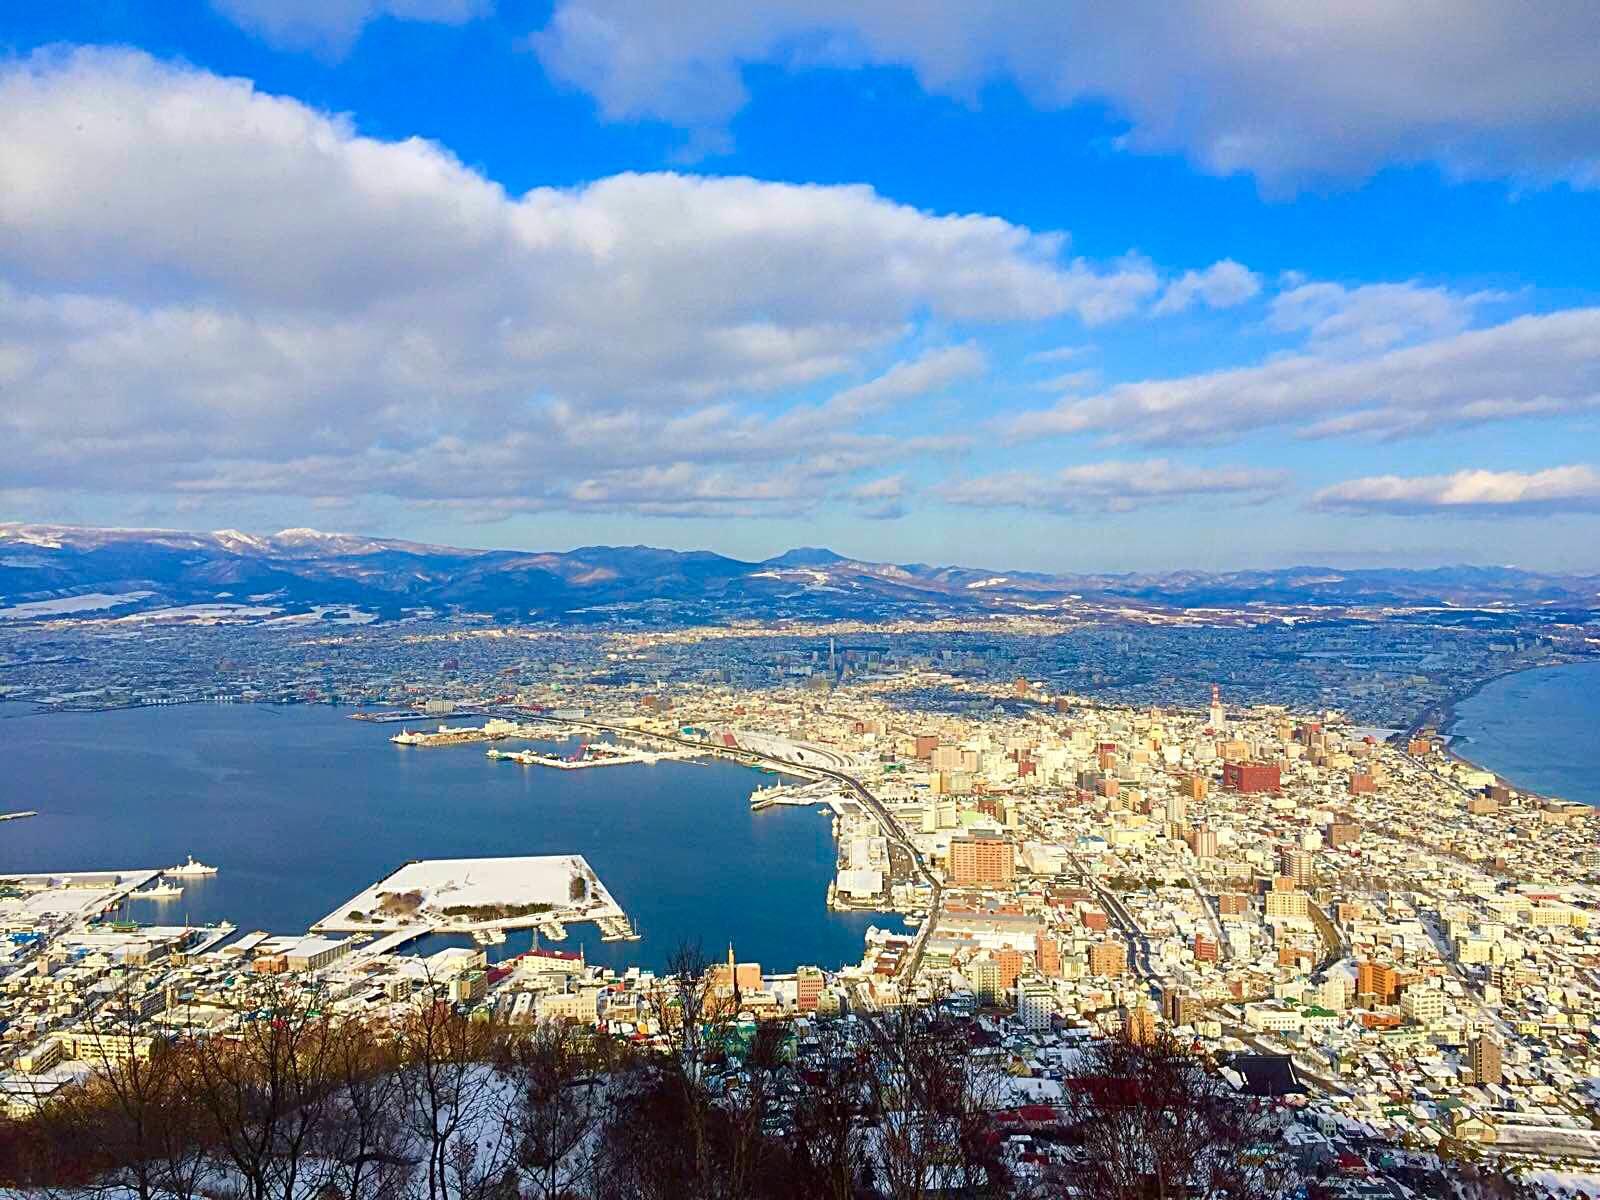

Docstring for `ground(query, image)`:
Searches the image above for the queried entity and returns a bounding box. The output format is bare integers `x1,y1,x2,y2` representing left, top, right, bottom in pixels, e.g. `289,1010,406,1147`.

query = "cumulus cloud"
848,474,911,520
1268,281,1497,357
211,0,490,56
1005,308,1600,446
0,48,1155,519
1153,260,1261,316
826,344,986,417
529,1,1600,190
937,459,1288,513
1313,466,1600,516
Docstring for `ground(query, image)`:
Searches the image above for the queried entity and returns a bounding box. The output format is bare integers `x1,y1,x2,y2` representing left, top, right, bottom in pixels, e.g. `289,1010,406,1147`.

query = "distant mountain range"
1,522,1596,625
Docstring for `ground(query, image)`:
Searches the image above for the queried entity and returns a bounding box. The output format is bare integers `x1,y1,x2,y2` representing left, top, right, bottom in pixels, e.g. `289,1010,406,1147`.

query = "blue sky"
3,2,1599,572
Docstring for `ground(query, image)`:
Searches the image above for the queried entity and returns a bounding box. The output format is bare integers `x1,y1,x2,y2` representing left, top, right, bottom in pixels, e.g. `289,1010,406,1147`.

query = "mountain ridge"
1,521,1595,623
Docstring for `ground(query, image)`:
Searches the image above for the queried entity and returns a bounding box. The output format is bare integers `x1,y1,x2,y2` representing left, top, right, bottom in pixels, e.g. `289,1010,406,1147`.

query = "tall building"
1209,684,1225,731
1223,762,1281,793
1034,932,1061,978
948,833,1016,886
796,965,824,1013
1165,793,1188,825
1264,886,1309,919
1469,1034,1503,1086
1357,961,1399,1005
1278,847,1315,887
1017,978,1055,1030
1188,826,1219,858
1162,987,1203,1026
1089,939,1127,979
1122,1004,1157,1044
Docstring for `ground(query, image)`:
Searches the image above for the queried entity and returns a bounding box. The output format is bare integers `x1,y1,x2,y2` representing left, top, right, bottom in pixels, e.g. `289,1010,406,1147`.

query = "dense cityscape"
6,1,1600,1195
2,588,1598,1194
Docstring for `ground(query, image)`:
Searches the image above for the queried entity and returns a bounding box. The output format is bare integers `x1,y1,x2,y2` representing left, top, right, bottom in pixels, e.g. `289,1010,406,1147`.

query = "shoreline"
1412,657,1600,805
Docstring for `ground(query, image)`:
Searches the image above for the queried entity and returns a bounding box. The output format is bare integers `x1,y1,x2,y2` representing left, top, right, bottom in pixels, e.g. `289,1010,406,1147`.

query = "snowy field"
0,590,155,619
314,854,625,933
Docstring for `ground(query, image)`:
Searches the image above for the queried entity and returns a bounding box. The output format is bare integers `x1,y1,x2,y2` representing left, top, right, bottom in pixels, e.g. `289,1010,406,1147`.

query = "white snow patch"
0,590,155,620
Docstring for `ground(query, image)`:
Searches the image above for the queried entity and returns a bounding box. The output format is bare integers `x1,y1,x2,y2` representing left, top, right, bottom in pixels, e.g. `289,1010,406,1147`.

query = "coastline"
1415,657,1600,805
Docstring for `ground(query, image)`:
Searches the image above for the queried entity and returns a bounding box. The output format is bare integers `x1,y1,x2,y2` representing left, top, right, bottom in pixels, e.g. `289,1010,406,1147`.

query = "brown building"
796,965,824,1012
1193,933,1218,963
1223,762,1281,793
1278,847,1315,887
1469,1034,1503,1086
913,735,939,760
1034,933,1061,978
948,833,1016,886
1358,961,1400,1005
1349,773,1377,795
1326,821,1360,848
1217,892,1250,916
1122,1005,1157,1044
1089,940,1127,979
996,948,1024,993
1162,987,1203,1026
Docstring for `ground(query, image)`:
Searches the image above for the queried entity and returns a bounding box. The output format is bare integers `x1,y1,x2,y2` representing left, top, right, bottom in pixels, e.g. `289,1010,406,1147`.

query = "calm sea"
0,703,888,972
1449,660,1600,807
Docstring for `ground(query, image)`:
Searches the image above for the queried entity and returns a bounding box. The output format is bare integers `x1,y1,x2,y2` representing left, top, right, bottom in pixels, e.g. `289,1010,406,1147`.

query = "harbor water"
0,702,888,972
1448,660,1600,808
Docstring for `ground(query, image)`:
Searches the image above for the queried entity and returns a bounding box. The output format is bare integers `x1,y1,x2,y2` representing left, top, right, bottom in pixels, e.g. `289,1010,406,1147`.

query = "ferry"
168,855,218,877
131,882,184,900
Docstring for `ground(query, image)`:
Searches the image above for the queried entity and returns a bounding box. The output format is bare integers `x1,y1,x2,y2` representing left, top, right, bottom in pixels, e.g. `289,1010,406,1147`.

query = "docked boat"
472,928,508,946
168,855,218,877
131,882,184,900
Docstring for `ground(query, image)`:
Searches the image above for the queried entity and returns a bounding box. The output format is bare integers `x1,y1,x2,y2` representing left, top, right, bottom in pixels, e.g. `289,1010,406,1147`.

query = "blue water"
0,703,886,972
1449,661,1600,807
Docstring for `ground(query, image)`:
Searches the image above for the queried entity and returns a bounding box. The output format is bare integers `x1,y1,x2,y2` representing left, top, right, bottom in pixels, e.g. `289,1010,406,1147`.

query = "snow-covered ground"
0,590,155,619
314,854,625,934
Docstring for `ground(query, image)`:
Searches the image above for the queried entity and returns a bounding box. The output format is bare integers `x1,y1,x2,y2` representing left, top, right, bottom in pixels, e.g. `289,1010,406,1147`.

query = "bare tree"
499,1019,613,1199
394,984,512,1200
1058,1031,1296,1200
35,982,209,1200
187,975,343,1200
319,1015,411,1200
783,1019,874,1200
860,1003,1012,1200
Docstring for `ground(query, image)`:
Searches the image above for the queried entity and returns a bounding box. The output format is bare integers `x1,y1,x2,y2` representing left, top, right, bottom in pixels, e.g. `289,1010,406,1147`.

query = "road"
1062,846,1157,983
517,714,946,985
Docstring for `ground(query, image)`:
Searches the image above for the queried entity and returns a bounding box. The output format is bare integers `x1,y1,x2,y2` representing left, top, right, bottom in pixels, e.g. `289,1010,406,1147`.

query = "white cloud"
848,474,911,520
1153,260,1261,316
1005,308,1600,446
1313,466,1600,516
0,49,1156,519
938,459,1288,513
826,344,986,417
529,1,1600,190
1268,281,1495,357
211,0,489,56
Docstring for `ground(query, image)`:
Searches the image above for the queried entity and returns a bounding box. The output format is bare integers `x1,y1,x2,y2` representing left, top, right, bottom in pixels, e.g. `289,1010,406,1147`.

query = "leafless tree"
34,982,209,1200
318,1015,412,1200
498,1019,613,1199
1058,1031,1296,1200
782,1018,875,1200
394,984,512,1200
859,1004,1012,1200
187,975,343,1200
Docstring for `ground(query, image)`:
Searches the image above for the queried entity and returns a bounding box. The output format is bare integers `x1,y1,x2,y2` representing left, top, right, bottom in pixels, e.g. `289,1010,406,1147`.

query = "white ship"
131,882,184,900
168,855,218,877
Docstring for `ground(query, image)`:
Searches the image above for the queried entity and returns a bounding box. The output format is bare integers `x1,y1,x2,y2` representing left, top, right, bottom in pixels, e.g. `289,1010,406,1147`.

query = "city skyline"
4,4,1600,572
